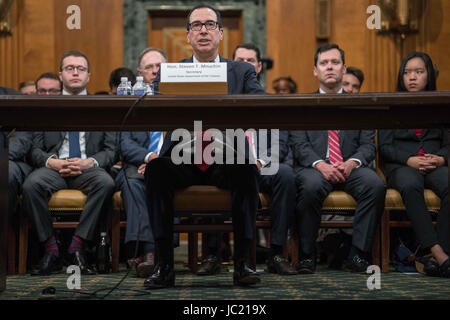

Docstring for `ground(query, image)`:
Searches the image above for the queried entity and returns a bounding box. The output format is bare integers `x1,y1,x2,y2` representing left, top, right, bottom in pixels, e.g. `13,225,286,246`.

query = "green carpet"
2,263,450,300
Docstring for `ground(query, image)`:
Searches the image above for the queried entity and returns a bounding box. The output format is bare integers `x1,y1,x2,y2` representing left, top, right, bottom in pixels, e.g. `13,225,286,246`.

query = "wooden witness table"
1,92,450,292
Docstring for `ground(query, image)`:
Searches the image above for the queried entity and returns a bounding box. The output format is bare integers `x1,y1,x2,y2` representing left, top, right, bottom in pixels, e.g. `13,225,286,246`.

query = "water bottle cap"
100,232,107,236
136,76,144,81
120,77,128,82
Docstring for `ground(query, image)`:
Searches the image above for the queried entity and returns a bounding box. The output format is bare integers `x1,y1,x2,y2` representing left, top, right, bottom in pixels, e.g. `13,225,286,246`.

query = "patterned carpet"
2,252,450,301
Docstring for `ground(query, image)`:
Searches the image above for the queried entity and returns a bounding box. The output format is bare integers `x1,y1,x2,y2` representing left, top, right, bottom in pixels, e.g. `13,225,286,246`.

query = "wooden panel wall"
266,0,450,93
0,0,123,93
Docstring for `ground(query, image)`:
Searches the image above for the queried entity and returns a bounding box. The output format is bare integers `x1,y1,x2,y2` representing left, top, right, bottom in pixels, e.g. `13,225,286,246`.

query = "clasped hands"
407,154,444,174
48,158,95,177
315,160,359,184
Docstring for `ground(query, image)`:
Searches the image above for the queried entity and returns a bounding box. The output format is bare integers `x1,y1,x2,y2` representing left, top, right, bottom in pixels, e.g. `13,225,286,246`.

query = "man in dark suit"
2,87,33,226
289,43,385,274
22,51,117,276
144,5,265,289
196,43,297,276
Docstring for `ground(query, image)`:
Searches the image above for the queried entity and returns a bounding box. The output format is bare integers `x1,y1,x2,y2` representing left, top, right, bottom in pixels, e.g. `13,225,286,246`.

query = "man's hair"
109,67,136,89
346,66,365,87
272,76,298,93
137,47,168,69
35,72,62,90
19,81,35,90
314,43,345,66
59,50,90,72
232,43,262,62
397,51,436,92
186,4,222,31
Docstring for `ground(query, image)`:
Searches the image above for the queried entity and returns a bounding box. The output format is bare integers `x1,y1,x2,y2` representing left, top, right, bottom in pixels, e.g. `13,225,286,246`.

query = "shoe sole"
196,265,221,276
233,275,261,286
296,268,314,275
144,280,175,289
267,265,298,275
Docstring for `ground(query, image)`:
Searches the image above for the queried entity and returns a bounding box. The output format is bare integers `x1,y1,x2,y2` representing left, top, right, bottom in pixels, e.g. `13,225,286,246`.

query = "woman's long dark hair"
397,52,436,92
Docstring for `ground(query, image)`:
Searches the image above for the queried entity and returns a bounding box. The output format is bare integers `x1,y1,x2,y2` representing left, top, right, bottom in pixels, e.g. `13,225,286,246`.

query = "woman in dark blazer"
379,52,449,277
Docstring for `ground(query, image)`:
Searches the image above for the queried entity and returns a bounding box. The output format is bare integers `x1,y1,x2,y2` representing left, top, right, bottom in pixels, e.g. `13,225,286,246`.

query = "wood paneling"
267,0,450,93
0,0,123,93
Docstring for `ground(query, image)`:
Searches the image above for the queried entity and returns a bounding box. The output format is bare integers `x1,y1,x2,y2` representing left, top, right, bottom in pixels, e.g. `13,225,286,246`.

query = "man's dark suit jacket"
0,86,20,95
154,55,265,159
254,130,293,167
9,131,33,176
120,132,154,179
378,129,448,176
30,132,117,169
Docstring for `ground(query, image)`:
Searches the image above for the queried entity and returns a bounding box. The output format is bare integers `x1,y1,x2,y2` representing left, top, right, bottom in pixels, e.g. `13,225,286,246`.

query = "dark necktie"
196,131,213,172
414,129,425,156
68,132,81,158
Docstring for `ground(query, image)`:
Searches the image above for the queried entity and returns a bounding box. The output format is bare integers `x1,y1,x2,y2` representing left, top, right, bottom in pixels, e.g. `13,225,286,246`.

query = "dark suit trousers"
22,167,115,242
9,161,25,220
115,171,154,247
258,163,296,246
388,166,449,252
295,167,385,255
144,157,259,266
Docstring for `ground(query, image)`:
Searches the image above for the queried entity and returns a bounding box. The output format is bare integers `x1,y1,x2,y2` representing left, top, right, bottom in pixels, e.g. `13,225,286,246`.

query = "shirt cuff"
144,152,155,163
312,159,325,168
348,158,362,168
257,159,267,167
45,154,58,168
89,157,99,167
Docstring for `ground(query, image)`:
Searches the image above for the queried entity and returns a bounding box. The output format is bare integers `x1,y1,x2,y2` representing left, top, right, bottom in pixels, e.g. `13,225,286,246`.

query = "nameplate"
161,63,227,83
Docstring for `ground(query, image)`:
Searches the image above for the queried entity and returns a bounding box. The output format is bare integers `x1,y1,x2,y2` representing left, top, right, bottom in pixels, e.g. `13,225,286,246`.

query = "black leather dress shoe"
296,258,316,274
69,251,96,275
233,262,260,286
266,255,297,275
144,264,175,289
344,254,369,273
30,253,62,276
197,255,221,276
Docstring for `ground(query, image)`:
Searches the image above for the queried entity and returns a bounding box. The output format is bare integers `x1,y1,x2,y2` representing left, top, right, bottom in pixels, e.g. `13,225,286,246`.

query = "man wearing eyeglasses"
35,72,62,96
145,5,265,289
137,47,167,85
22,50,116,276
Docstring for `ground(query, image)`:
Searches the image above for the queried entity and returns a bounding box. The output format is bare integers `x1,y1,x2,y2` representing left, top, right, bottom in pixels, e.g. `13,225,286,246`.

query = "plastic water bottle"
117,77,128,95
146,82,154,95
96,232,111,274
132,76,146,95
127,81,132,95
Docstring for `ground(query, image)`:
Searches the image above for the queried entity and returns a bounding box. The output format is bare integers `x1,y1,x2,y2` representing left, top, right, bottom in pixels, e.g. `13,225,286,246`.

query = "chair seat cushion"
385,188,441,211
322,191,357,211
48,190,87,211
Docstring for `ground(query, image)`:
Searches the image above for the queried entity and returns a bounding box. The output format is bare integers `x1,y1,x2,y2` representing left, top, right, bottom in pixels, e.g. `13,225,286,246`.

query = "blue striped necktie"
68,132,81,158
148,131,162,153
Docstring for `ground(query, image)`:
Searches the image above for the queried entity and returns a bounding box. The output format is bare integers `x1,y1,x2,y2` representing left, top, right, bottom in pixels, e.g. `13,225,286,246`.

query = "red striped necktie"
328,130,343,164
414,129,425,156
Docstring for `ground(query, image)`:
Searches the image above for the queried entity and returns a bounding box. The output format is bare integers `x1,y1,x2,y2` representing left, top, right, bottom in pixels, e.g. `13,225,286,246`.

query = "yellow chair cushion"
385,188,441,211
48,190,87,211
322,191,357,211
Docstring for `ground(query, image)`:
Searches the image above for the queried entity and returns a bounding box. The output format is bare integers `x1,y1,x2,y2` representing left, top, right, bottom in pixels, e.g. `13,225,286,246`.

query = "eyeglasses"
37,88,61,95
189,20,219,31
142,63,161,72
62,65,88,73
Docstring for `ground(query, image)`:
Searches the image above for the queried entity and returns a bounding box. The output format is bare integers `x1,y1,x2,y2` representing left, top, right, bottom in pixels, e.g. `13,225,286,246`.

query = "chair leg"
111,207,121,273
188,232,198,273
18,211,29,275
381,210,390,273
7,223,16,275
372,223,381,267
250,225,257,269
289,231,299,268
